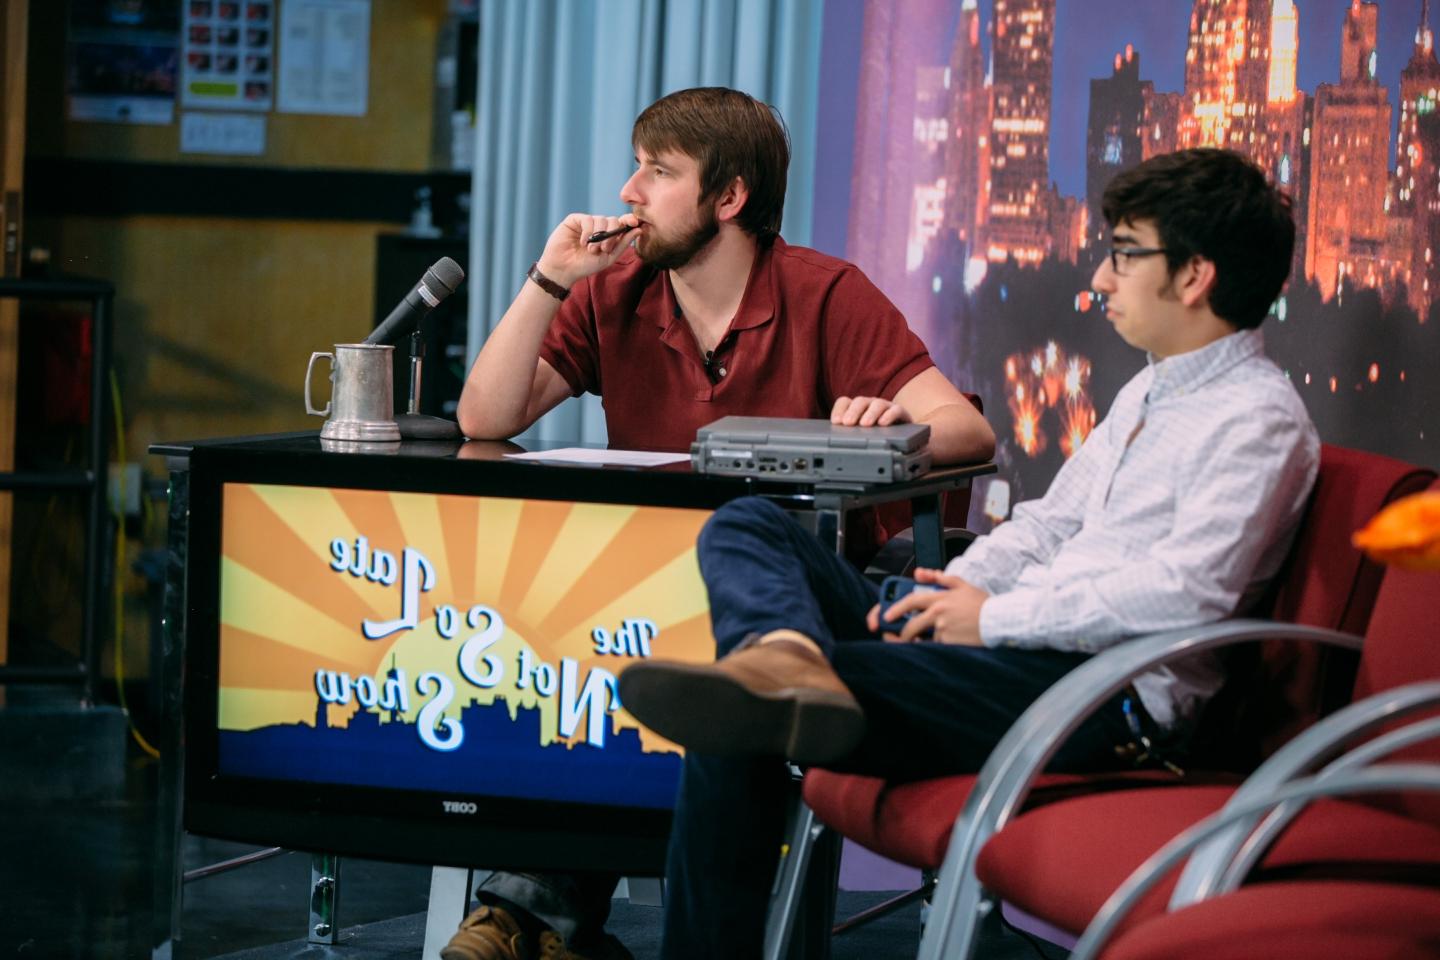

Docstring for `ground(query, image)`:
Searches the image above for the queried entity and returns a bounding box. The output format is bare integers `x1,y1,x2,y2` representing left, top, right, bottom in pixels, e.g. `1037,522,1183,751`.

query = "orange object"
1352,491,1440,570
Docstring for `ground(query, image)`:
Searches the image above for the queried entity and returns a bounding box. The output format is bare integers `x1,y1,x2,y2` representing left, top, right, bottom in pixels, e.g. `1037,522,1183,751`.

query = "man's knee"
697,497,790,565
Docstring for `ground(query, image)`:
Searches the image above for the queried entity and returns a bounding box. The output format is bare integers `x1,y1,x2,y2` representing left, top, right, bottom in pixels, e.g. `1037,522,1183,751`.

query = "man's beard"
636,206,721,271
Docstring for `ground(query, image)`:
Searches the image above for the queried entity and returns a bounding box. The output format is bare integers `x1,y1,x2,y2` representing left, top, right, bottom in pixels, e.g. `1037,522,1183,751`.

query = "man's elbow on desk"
891,369,996,465
456,393,525,442
924,403,996,466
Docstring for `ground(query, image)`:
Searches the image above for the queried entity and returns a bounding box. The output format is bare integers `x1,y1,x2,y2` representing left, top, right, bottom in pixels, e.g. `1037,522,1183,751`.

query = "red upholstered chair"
1063,675,1440,960
1100,877,1440,960
973,476,1440,957
761,446,1434,960
1064,738,1440,960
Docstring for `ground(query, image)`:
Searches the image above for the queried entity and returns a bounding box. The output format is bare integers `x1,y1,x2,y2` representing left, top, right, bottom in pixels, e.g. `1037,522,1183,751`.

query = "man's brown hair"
632,87,790,243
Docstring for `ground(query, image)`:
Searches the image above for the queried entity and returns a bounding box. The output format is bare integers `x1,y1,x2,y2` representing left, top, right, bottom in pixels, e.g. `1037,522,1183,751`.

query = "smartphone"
878,575,940,635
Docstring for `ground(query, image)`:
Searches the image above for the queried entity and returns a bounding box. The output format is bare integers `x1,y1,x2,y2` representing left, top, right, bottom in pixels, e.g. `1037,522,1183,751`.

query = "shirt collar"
1145,328,1265,401
640,237,781,333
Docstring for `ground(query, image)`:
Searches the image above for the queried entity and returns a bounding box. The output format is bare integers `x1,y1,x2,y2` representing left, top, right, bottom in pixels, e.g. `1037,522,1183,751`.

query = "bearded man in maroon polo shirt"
445,87,994,960
456,86,993,464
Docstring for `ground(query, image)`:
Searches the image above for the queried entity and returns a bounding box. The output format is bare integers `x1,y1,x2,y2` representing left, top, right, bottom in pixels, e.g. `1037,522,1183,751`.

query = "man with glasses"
619,147,1320,958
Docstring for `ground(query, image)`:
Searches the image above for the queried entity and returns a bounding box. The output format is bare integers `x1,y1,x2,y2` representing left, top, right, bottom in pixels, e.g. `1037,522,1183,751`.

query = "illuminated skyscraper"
981,0,1055,265
1181,0,1273,158
1142,89,1185,160
1262,1,1306,248
1268,0,1299,103
844,0,957,361
846,0,953,305
909,65,952,271
1340,0,1380,84
1086,46,1150,244
1045,184,1085,265
1393,0,1440,314
1307,1,1394,300
943,0,988,252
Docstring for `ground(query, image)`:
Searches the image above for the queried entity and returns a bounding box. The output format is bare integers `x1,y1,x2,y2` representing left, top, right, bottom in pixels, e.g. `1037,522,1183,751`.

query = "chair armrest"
1068,762,1440,960
919,619,1363,960
1177,680,1440,904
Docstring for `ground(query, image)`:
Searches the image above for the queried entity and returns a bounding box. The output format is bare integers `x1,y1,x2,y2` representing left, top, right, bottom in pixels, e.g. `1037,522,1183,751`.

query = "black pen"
586,223,639,244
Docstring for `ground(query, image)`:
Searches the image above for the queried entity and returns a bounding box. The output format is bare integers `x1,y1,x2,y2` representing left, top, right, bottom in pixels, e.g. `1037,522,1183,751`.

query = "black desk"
148,432,993,953
153,431,991,562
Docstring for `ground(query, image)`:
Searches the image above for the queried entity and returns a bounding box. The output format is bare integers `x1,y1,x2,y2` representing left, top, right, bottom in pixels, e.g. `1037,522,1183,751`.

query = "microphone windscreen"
426,257,465,295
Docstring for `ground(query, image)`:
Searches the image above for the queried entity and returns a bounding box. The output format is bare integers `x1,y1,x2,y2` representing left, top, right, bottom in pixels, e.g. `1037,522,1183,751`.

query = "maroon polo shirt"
539,237,935,453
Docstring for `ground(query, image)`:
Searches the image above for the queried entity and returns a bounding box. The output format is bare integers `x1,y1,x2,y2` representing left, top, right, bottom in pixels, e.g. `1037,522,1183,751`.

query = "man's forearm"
919,401,996,465
456,281,563,438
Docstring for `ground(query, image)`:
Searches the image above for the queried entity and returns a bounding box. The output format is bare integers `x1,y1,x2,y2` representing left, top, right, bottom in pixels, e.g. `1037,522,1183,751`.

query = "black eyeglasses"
1107,246,1168,276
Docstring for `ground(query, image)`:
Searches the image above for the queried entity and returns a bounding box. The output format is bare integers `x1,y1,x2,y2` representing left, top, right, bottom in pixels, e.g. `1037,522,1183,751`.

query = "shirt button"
717,366,727,377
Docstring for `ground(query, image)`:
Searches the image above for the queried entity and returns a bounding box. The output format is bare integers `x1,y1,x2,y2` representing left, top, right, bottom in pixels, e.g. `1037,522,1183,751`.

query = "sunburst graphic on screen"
216,482,714,755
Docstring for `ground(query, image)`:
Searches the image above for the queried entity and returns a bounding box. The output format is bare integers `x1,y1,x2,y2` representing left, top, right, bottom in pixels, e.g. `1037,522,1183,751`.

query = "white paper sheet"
277,0,370,116
503,448,690,467
180,111,267,154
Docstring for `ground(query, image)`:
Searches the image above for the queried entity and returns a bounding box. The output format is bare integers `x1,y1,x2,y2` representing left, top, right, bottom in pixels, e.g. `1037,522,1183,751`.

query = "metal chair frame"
763,620,1367,959
1071,755,1440,959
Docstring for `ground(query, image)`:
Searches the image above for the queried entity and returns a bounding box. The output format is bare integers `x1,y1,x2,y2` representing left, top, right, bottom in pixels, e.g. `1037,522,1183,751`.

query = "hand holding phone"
878,575,940,637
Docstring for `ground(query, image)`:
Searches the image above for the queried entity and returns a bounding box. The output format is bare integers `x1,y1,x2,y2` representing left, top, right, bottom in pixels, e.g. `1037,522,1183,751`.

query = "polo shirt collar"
639,237,781,336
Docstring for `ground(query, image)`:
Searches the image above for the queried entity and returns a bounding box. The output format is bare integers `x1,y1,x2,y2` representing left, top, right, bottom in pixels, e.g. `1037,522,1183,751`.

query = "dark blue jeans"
661,497,1136,959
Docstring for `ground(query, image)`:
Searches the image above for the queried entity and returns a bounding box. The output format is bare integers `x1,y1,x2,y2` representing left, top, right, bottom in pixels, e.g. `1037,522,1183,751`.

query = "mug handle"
305,351,334,416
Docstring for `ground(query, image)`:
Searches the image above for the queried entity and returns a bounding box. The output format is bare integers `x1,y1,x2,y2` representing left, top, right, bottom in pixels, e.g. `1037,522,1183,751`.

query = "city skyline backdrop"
1049,0,1424,196
814,0,1437,513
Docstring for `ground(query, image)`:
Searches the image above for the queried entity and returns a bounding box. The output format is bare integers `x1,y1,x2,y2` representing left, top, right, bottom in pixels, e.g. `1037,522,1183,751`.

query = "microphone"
365,257,466,345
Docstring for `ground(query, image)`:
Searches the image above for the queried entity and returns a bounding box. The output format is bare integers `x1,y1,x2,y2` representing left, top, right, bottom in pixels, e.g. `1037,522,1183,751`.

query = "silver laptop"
691,416,932,484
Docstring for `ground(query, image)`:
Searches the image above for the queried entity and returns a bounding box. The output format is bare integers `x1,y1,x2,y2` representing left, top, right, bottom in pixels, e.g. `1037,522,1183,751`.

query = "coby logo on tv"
442,800,478,815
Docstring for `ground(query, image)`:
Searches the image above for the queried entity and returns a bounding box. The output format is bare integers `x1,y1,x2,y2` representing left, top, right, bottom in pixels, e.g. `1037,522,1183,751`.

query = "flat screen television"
182,444,739,873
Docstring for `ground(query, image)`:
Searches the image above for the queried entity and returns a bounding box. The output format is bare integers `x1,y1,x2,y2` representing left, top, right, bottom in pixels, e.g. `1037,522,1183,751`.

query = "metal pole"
81,286,114,705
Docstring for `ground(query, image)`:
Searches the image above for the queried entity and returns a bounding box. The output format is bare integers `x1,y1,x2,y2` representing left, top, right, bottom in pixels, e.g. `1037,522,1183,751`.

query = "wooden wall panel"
27,0,447,172
15,0,451,683
0,0,30,666
37,214,390,459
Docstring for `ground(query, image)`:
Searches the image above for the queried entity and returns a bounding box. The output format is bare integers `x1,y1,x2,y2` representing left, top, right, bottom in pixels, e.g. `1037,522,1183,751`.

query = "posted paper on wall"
277,0,371,117
66,0,179,125
181,111,267,155
181,0,275,111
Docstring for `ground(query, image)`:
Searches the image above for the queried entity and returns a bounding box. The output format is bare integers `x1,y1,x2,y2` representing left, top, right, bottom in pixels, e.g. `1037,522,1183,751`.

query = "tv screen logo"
442,800,478,815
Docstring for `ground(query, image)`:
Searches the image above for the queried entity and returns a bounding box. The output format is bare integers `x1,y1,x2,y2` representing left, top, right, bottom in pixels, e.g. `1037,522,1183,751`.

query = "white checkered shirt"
946,329,1320,728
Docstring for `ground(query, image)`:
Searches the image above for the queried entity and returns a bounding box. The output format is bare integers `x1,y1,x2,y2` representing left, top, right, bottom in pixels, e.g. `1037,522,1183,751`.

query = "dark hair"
632,87,790,243
1101,148,1295,330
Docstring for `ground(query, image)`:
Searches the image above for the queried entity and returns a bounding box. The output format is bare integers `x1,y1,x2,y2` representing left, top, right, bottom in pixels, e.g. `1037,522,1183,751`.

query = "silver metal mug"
305,343,402,442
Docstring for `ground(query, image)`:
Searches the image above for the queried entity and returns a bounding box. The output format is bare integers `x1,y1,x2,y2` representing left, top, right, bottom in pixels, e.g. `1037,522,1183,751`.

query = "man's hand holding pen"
534,213,642,291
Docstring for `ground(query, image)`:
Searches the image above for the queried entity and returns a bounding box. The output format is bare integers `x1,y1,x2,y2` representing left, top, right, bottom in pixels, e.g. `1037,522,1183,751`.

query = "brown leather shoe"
618,631,865,765
440,904,533,960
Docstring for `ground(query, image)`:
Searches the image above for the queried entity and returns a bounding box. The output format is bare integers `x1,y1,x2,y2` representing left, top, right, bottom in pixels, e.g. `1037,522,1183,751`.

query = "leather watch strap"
526,261,570,302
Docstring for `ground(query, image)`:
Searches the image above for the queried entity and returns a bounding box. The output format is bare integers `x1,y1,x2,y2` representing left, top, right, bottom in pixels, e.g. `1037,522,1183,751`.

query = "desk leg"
910,493,944,569
423,867,474,959
308,854,341,943
809,505,845,557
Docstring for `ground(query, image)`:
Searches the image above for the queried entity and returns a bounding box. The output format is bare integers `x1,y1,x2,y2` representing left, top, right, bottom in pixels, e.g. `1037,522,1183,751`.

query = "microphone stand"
394,323,462,440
